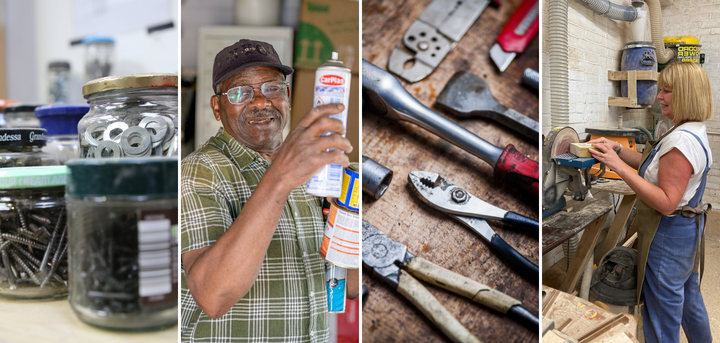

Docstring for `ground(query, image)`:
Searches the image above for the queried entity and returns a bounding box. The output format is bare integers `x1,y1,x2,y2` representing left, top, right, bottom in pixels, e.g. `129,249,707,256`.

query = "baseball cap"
212,39,294,92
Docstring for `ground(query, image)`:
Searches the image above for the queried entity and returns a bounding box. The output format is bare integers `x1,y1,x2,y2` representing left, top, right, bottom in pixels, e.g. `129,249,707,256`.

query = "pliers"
362,221,538,343
408,171,539,281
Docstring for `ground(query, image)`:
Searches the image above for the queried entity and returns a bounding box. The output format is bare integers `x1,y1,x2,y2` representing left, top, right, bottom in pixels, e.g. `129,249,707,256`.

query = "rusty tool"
437,71,539,143
408,171,539,281
363,59,539,196
362,221,538,341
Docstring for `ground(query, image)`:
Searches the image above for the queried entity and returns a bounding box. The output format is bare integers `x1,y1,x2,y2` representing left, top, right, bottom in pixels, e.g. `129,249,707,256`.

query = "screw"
451,188,468,203
0,234,47,250
28,213,51,226
418,42,429,50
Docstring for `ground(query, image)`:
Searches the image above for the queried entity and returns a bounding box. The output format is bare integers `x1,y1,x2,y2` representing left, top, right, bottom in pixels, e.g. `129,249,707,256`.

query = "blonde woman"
590,62,712,343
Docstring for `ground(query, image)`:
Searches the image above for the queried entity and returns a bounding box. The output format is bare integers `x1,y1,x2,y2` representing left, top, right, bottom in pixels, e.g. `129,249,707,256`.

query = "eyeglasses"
217,81,289,105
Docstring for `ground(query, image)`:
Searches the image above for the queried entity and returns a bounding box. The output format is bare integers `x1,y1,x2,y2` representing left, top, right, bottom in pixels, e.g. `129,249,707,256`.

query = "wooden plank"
594,194,637,265
608,97,637,107
559,212,610,293
362,0,539,342
627,71,637,100
608,70,658,81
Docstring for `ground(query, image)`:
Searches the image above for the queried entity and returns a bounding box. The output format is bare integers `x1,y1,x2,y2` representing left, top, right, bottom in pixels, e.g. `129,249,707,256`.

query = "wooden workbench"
542,198,613,294
361,0,539,342
0,297,177,342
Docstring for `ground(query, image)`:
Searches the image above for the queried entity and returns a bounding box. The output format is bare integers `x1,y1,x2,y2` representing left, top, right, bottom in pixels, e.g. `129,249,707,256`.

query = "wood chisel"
490,0,539,72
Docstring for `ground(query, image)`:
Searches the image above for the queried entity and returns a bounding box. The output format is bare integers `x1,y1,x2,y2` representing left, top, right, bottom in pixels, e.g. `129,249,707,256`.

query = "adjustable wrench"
362,59,539,196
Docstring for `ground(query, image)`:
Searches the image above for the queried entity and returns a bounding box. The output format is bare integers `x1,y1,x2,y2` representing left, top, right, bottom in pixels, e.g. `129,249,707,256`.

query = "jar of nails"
0,166,68,299
66,157,177,331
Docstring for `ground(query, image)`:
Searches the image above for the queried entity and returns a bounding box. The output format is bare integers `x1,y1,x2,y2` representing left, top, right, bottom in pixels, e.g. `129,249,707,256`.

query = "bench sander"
542,127,601,217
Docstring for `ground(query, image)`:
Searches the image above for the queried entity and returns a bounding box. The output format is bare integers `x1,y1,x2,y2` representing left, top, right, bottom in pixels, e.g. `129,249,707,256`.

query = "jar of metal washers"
78,73,178,159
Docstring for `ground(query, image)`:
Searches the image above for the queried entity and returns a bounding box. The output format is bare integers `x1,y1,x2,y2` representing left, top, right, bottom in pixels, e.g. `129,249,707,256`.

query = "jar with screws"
78,73,178,159
66,157,177,331
35,105,89,164
0,166,69,299
4,105,41,128
0,128,59,167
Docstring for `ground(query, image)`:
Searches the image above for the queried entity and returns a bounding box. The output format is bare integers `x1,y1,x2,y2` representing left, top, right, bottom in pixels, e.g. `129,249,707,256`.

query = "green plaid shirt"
181,128,329,343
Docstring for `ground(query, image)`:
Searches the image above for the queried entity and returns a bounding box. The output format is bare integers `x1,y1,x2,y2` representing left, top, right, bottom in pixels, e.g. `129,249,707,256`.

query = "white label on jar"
138,216,173,299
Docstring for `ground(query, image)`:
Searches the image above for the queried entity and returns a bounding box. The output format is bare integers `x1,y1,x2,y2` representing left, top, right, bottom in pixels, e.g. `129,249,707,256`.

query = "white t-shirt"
642,121,712,209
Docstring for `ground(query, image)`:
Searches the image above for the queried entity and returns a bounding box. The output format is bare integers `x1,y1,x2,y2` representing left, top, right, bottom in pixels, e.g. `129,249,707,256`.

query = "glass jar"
66,157,177,331
48,61,71,104
0,166,69,299
0,128,59,167
35,105,89,164
4,105,41,128
78,73,178,159
82,36,115,81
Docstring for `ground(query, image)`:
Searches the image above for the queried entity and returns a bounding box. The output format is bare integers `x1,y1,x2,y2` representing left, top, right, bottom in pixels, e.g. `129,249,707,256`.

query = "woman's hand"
589,141,624,172
587,137,620,153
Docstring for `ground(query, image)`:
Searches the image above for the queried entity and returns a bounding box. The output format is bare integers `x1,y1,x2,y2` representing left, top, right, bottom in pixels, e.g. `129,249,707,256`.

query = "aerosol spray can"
306,52,352,198
325,263,347,313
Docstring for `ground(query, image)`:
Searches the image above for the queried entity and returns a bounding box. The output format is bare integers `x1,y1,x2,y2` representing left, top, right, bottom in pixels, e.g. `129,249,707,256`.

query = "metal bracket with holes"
388,0,490,82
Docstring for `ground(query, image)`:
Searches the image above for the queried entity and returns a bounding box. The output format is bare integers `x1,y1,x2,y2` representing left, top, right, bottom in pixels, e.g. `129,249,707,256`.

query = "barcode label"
138,218,172,298
328,165,343,182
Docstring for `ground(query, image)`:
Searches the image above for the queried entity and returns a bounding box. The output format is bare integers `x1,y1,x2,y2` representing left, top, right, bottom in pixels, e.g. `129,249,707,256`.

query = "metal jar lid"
0,128,47,147
623,41,655,50
82,73,178,98
0,165,67,189
66,157,177,198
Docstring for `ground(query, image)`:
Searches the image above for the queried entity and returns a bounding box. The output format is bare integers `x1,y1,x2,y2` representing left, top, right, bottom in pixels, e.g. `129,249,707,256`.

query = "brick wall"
542,0,720,204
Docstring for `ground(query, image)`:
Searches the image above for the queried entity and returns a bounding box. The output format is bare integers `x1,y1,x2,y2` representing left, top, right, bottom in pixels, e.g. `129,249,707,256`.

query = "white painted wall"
5,0,178,104
541,0,720,204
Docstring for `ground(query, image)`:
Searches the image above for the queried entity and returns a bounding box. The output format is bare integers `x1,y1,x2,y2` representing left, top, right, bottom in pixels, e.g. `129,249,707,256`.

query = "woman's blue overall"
638,130,712,343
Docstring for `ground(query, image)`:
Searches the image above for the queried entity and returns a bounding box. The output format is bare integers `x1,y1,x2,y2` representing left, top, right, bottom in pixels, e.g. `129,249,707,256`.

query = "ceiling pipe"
575,0,638,21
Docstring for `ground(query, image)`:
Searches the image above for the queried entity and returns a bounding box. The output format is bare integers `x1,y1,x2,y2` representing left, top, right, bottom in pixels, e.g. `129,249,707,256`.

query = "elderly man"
181,39,358,342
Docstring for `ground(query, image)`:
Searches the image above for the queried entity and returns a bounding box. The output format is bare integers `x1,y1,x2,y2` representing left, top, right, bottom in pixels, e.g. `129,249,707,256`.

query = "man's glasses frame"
216,81,289,105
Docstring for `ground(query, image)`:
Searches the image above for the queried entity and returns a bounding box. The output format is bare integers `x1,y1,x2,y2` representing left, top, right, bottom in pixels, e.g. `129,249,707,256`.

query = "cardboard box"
290,69,359,163
294,0,359,73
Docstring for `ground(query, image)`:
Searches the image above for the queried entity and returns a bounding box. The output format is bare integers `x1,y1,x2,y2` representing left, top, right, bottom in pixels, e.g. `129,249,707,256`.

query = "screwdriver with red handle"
362,59,538,196
490,0,539,72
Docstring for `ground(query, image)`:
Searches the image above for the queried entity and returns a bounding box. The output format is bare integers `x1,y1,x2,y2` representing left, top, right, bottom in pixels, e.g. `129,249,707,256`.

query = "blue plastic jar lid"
35,104,89,136
82,36,115,45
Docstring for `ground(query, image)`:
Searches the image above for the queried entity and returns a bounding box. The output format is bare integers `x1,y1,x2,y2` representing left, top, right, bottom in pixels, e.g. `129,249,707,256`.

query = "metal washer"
85,122,108,146
120,126,152,156
96,141,123,158
103,122,129,143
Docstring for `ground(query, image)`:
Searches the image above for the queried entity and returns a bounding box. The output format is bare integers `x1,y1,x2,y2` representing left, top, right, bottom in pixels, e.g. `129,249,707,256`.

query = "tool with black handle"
408,171,539,281
363,59,539,196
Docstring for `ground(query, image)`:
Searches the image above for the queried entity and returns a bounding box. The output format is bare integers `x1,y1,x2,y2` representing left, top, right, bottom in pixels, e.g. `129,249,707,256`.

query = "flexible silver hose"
575,0,638,21
646,0,675,64
549,0,570,128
